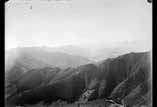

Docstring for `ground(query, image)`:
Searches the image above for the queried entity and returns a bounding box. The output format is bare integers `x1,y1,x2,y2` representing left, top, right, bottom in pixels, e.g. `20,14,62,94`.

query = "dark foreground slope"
110,52,151,106
5,52,151,106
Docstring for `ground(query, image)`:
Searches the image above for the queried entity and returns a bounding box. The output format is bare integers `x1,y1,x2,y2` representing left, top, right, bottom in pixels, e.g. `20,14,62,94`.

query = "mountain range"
5,48,152,107
5,47,92,71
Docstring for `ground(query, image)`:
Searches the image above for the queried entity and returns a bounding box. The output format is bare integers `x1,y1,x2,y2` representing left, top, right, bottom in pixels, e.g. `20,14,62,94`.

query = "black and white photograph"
5,0,152,107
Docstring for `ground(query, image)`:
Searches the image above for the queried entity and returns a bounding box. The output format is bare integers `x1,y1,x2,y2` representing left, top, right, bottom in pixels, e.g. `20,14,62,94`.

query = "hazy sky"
5,0,152,51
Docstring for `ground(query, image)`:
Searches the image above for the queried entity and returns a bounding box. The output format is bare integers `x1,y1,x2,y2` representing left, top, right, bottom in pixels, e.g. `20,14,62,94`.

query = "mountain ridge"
5,47,93,71
5,51,152,107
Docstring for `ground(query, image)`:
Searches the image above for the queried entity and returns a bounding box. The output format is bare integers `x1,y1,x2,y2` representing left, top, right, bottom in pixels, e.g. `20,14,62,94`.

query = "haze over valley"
5,0,152,106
